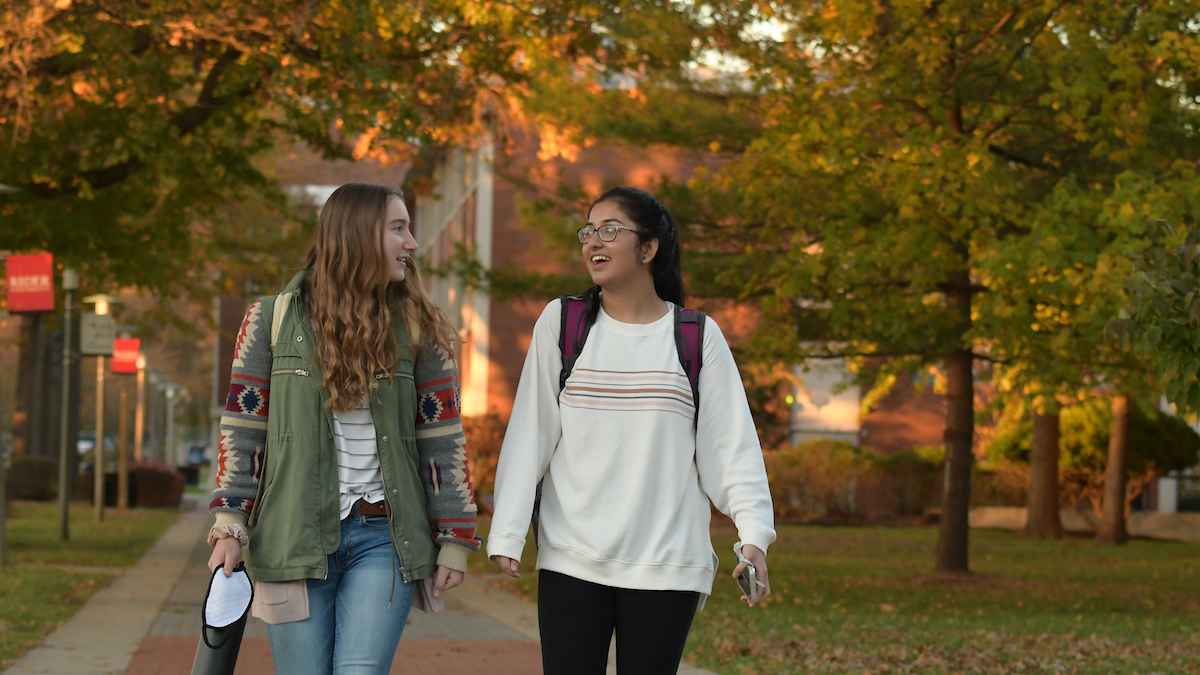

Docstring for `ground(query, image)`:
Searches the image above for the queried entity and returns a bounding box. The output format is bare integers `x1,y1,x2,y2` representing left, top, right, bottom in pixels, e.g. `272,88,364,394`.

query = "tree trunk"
1097,394,1130,544
1021,411,1063,539
935,268,975,573
935,347,974,572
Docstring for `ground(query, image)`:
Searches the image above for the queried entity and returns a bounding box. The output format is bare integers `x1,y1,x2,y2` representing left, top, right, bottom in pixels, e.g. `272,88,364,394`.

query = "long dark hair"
586,186,686,310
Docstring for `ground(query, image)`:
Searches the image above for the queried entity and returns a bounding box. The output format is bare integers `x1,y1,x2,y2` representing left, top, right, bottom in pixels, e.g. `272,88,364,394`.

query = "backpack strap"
535,294,597,548
269,292,294,354
674,306,706,431
557,294,595,395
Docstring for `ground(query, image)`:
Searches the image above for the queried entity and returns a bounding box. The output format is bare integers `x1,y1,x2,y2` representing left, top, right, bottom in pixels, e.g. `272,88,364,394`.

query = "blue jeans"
266,507,416,675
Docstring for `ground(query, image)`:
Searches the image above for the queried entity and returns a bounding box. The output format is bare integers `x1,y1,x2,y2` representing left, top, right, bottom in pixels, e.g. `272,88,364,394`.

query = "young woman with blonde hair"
207,182,480,674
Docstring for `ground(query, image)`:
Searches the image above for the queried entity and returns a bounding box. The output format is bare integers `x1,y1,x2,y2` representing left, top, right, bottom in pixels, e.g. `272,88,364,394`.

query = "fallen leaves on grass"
693,622,1200,674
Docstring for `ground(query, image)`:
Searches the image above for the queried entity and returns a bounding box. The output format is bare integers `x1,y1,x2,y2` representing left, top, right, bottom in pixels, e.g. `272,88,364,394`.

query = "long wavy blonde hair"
304,183,457,412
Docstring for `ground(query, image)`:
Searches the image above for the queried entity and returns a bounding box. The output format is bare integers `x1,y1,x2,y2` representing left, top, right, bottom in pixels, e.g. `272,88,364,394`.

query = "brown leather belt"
356,499,390,517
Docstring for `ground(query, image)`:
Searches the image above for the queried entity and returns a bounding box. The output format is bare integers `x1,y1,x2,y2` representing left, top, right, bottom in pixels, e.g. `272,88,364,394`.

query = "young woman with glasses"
487,186,776,674
206,183,481,675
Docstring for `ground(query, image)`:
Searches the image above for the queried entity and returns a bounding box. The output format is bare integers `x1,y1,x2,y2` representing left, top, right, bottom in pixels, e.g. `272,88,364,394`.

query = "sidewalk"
2,496,716,675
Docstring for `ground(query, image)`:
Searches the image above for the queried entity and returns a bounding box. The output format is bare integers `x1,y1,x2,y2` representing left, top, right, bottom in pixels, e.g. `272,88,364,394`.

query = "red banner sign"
112,338,141,374
5,254,54,312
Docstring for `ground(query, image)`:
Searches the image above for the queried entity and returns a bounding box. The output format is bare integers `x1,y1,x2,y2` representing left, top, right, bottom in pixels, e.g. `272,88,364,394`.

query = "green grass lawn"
469,519,1200,674
0,500,179,668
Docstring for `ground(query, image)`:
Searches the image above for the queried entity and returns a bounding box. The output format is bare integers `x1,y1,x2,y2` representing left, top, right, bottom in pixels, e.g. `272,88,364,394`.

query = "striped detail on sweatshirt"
561,368,696,420
333,402,386,519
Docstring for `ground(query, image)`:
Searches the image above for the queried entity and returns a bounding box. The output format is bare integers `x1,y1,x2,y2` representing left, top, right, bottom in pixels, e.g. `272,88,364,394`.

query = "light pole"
82,294,119,521
134,353,147,462
57,268,79,541
164,384,179,469
148,372,164,459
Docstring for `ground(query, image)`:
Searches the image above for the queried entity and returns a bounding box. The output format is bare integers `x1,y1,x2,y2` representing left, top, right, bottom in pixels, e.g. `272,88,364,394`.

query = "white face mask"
203,562,253,637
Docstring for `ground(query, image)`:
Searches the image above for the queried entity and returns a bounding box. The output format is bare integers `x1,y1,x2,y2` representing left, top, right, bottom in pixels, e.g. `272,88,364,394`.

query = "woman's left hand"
432,566,465,598
732,544,770,607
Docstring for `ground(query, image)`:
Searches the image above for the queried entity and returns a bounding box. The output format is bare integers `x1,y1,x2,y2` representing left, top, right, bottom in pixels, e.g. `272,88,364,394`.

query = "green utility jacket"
245,270,437,582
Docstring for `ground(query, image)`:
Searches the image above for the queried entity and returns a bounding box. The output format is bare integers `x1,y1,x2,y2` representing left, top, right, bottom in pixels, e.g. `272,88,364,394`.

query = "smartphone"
736,561,757,604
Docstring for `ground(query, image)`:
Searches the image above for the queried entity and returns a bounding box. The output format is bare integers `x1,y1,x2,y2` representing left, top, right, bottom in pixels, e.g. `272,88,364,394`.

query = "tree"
1,0,692,296
509,1,1200,571
1112,219,1200,414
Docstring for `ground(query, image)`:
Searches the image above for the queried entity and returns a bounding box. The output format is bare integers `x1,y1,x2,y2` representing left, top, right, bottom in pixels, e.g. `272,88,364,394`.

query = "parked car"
77,433,120,474
186,445,210,466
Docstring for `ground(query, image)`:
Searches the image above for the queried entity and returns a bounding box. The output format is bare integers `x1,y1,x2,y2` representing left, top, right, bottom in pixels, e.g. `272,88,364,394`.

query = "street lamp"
82,293,120,521
134,353,147,462
57,268,79,541
164,384,180,469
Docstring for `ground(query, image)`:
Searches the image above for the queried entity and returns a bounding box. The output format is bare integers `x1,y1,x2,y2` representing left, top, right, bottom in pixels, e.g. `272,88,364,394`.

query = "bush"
862,446,945,516
766,439,866,521
463,414,506,507
76,461,185,508
130,461,186,508
765,440,944,522
5,456,58,500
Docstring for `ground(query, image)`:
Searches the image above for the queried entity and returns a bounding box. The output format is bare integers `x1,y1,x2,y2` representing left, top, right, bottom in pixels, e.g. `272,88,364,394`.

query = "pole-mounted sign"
112,338,141,374
81,314,116,356
5,253,54,312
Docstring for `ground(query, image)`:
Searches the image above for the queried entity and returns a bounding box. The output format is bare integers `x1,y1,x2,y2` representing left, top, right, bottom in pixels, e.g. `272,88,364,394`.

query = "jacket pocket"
247,479,273,527
251,580,309,624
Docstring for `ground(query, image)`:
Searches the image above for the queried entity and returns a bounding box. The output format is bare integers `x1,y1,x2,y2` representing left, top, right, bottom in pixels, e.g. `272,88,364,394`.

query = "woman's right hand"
208,537,243,577
489,555,521,579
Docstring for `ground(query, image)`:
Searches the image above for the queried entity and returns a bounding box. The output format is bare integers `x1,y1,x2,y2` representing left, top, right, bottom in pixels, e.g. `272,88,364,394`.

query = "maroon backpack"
532,293,706,545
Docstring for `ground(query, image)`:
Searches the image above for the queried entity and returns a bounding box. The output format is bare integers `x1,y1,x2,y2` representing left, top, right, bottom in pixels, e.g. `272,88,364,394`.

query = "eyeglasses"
577,224,642,244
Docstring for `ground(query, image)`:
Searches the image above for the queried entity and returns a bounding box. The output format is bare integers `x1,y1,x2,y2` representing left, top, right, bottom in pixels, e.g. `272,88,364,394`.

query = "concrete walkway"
2,496,716,675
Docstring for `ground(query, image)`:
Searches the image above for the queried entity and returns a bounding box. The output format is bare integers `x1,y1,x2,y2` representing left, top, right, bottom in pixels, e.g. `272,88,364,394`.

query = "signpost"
112,339,140,374
2,252,56,565
81,314,116,356
112,338,139,508
81,296,117,521
5,254,55,312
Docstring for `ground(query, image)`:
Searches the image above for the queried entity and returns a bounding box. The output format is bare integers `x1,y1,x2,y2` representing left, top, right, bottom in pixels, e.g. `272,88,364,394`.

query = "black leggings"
538,570,700,675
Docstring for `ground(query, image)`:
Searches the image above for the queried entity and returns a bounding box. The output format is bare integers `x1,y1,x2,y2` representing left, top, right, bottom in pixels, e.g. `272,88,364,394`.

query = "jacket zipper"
275,298,329,580
248,481,273,527
379,472,410,584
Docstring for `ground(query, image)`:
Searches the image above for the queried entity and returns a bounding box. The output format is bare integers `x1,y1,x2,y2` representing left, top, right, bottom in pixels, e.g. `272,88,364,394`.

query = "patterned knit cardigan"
209,298,481,570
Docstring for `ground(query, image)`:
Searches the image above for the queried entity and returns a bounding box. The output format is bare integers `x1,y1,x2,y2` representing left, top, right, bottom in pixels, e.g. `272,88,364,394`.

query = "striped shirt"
561,367,695,421
333,400,386,519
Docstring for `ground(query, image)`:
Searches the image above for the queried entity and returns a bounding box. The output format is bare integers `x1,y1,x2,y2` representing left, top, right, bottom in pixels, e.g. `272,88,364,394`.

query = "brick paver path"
125,636,542,674
125,522,541,674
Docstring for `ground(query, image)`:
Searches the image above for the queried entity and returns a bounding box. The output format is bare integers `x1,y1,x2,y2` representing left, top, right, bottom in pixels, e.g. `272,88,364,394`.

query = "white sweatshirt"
486,299,776,597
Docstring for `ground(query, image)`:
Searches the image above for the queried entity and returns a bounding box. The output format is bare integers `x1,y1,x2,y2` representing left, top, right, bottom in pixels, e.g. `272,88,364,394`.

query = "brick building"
249,131,948,455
